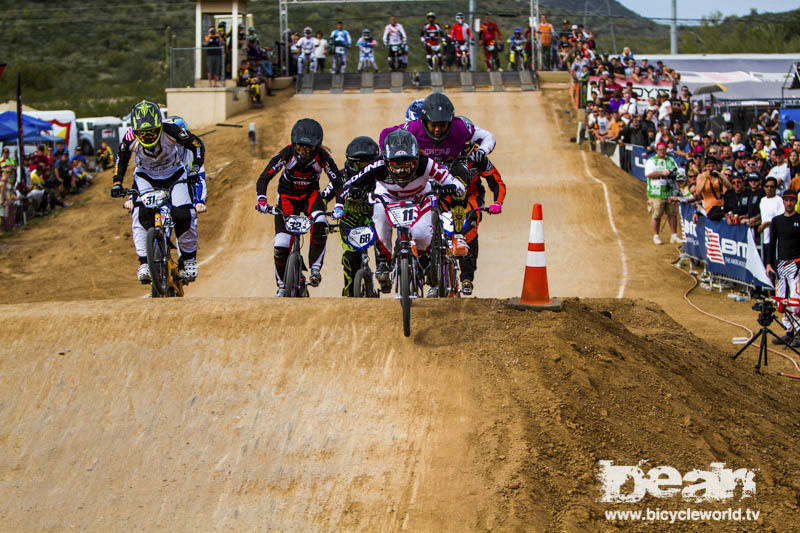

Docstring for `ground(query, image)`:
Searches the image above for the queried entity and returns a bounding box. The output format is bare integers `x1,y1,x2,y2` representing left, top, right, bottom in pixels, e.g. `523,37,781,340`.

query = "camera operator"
765,188,800,346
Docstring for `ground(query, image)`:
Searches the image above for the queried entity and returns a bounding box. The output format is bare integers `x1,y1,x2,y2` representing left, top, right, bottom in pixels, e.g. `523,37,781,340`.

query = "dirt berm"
2,90,800,531
1,298,799,531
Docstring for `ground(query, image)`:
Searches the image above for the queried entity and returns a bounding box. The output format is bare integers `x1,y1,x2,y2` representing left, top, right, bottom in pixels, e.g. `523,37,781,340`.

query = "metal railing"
169,47,225,88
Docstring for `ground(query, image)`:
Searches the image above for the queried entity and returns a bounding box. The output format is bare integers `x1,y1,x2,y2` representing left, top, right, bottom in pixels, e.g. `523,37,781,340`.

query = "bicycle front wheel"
284,252,301,297
146,227,169,297
400,257,411,337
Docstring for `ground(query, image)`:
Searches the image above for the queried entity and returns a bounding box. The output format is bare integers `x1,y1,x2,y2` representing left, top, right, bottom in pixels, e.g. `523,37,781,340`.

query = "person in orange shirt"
694,157,731,222
537,14,557,70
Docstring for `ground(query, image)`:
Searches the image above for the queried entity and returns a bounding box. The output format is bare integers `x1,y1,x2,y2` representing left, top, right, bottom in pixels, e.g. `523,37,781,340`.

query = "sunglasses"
732,179,743,184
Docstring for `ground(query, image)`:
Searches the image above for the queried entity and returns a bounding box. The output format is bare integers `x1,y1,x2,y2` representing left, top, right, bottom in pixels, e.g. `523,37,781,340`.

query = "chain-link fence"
169,47,225,88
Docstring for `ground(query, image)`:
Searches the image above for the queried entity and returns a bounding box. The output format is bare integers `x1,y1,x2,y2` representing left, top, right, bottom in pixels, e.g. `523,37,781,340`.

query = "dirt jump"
1,90,799,531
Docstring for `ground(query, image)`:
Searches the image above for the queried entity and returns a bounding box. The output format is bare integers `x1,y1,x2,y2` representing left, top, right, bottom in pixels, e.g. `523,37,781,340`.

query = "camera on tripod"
752,298,777,327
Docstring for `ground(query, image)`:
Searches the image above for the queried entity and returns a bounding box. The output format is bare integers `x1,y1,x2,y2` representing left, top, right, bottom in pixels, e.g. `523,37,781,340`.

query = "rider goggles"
293,143,316,159
348,158,372,172
134,127,161,146
386,158,416,178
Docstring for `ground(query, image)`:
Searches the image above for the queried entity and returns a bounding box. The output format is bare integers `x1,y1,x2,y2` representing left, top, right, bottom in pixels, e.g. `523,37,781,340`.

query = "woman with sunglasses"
255,118,344,295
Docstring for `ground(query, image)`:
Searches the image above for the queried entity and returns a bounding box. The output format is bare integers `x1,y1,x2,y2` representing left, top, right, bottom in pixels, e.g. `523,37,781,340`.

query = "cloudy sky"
617,0,797,22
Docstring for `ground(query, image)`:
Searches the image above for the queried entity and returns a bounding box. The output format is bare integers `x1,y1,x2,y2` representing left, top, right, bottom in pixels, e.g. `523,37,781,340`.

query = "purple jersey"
379,117,495,166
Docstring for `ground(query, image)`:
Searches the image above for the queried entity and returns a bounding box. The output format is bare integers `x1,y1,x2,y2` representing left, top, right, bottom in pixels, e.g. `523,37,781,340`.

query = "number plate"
431,44,440,51
386,204,419,228
335,46,345,54
285,215,312,234
346,226,376,251
486,44,494,51
460,43,468,50
140,190,170,209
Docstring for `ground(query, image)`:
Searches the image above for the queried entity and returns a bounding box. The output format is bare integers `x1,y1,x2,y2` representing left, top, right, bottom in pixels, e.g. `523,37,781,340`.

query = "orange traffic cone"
509,204,563,311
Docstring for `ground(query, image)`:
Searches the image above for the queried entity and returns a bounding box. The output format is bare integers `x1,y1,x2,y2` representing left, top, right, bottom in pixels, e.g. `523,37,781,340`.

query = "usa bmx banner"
679,204,773,289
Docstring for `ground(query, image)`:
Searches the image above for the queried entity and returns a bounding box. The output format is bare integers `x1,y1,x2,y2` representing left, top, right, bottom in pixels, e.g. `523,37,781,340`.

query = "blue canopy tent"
0,111,55,141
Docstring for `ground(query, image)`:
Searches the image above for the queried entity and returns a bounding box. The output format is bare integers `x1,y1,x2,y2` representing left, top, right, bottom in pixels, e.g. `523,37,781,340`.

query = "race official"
644,141,680,245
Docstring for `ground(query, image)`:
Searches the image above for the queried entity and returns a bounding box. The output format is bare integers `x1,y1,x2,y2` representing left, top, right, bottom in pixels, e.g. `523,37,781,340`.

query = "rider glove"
488,202,503,215
256,195,271,213
332,204,345,219
468,148,486,165
110,183,125,198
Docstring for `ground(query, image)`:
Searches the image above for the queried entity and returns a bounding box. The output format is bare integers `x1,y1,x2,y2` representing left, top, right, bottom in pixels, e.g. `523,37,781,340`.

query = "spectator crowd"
0,140,97,231
561,16,799,261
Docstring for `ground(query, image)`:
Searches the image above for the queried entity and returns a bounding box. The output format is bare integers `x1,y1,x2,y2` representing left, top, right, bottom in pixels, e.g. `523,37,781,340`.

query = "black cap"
782,189,798,199
747,172,762,180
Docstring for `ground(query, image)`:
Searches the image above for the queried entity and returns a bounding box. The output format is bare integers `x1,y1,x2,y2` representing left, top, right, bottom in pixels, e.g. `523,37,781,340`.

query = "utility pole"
469,0,476,71
583,0,589,27
605,0,617,55
670,0,678,54
532,0,540,70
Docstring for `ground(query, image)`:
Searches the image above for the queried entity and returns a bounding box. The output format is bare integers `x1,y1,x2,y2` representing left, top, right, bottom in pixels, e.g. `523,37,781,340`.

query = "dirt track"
2,90,800,531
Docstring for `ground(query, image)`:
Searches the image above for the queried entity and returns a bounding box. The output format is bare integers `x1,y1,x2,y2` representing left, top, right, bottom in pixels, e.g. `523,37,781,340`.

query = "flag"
16,72,27,192
746,228,773,288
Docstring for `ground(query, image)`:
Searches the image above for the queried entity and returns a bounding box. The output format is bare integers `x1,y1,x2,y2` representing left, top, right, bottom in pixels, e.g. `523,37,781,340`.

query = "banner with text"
679,204,773,288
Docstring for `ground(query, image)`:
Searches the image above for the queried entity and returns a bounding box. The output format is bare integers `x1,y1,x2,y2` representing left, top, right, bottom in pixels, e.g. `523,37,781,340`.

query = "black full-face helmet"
345,136,380,175
419,93,455,142
382,129,419,186
290,118,323,163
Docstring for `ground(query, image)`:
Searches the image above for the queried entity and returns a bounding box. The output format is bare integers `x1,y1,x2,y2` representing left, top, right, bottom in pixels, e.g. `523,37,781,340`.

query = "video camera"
752,297,778,327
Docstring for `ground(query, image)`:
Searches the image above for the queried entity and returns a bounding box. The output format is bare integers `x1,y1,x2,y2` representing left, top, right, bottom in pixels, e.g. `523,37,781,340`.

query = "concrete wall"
165,86,249,128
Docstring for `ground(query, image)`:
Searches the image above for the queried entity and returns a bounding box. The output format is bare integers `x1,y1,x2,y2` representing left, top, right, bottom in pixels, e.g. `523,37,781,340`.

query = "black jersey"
257,145,343,198
766,212,800,268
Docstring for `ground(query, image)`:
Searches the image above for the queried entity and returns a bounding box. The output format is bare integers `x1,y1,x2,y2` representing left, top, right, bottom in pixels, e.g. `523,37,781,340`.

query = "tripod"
731,302,800,373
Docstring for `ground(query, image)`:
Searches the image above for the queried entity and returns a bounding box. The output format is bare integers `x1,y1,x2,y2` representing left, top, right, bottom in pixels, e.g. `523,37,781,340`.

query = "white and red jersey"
449,23,474,43
343,154,464,202
383,23,407,46
420,23,443,46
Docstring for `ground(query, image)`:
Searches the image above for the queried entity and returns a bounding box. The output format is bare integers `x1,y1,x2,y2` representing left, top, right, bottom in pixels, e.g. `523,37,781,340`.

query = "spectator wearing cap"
69,147,86,166
741,172,765,228
53,141,68,159
764,187,800,346
644,141,681,245
758,176,784,247
723,171,751,222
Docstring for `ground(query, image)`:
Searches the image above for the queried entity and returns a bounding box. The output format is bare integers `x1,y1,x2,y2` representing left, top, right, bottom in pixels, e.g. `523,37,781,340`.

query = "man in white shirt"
383,15,407,46
766,149,791,192
618,91,638,118
759,177,785,245
657,93,672,128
